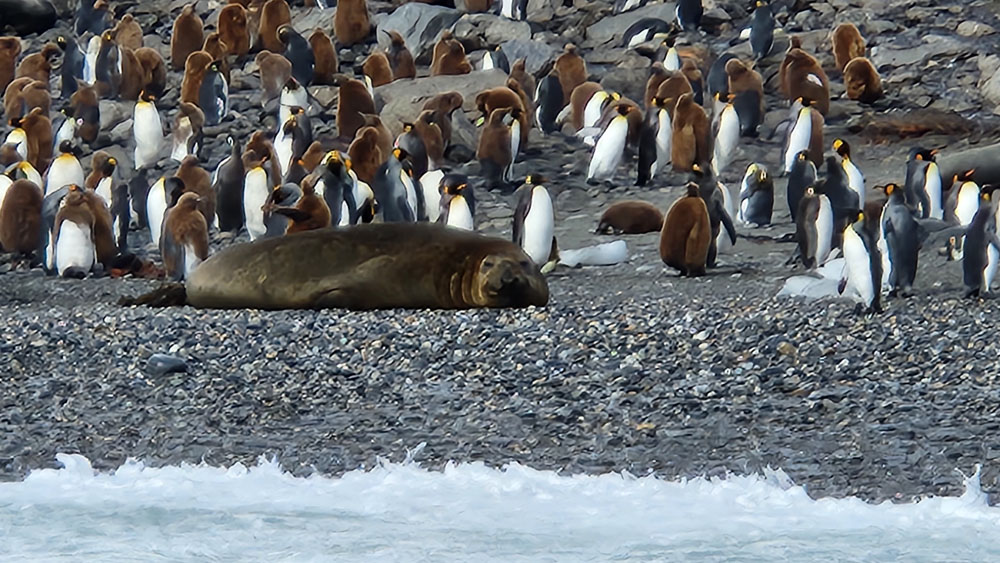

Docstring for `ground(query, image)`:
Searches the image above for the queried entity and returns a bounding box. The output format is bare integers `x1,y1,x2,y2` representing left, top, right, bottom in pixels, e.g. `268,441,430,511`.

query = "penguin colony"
0,0,991,313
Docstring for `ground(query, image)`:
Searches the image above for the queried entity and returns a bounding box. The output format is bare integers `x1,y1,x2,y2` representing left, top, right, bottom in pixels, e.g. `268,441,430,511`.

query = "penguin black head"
103,156,117,175
616,103,633,116
525,174,547,185
832,138,851,159
796,150,809,163
440,174,469,196
283,77,302,91
884,183,901,197
165,177,187,206
401,122,414,132
910,147,939,162
392,147,410,161
959,169,976,182
980,184,1000,201
56,36,68,49
804,185,816,197
797,96,813,108
101,30,114,42
851,209,864,223
58,140,81,157
684,182,699,197
277,25,291,43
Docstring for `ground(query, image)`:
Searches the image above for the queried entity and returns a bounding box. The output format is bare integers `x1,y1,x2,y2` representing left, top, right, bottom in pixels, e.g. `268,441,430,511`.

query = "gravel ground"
6,0,1000,504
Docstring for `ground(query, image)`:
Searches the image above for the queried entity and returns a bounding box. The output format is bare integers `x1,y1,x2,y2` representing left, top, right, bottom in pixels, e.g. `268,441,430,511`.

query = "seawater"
1,448,998,561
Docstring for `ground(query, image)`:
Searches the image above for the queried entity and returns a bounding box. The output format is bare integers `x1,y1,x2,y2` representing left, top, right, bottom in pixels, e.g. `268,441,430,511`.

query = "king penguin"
962,186,1000,297
146,176,184,246
786,150,816,222
904,148,943,219
795,185,833,269
839,210,883,314
783,102,815,174
420,168,445,223
198,61,229,126
279,77,308,126
880,183,921,297
738,163,773,226
53,185,95,278
438,174,475,231
675,0,703,31
513,174,556,270
587,104,632,184
711,99,740,175
243,156,271,240
45,141,85,196
373,148,420,222
749,1,774,60
213,135,245,233
133,90,162,170
833,138,864,203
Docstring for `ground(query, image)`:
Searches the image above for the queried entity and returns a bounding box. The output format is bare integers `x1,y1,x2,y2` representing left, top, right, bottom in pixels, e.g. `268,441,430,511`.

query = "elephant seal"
124,223,549,310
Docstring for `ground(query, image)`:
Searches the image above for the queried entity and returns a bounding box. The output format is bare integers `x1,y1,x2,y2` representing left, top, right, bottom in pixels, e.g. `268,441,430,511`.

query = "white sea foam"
1,451,999,561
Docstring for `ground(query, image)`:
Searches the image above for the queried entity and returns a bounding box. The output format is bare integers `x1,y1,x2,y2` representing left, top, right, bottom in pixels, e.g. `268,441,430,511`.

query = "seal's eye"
483,260,495,269
520,260,531,269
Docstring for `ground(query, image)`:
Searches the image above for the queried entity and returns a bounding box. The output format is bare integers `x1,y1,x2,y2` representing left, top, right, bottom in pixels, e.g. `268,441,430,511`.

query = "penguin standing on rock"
749,1,774,60
588,104,632,184
880,183,921,297
838,210,883,314
513,175,556,270
738,163,773,226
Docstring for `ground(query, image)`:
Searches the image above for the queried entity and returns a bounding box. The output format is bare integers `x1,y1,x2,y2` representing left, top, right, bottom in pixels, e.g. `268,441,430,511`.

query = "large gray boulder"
499,39,560,75
376,3,464,66
586,2,677,46
374,70,509,151
452,14,532,50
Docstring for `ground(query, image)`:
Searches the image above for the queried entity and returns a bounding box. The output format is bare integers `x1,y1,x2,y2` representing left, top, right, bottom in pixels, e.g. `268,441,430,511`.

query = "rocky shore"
5,0,1000,503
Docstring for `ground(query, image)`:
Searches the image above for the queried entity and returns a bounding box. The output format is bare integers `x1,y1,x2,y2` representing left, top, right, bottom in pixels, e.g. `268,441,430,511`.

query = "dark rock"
145,354,189,376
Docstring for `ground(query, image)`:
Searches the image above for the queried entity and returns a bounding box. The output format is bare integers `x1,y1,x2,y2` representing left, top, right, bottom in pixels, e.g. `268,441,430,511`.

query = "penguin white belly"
83,36,100,84
0,176,11,210
55,221,95,276
401,170,418,219
445,196,474,231
95,177,113,206
588,117,628,181
815,195,834,266
243,168,269,241
664,48,681,71
482,52,494,71
653,108,671,174
505,120,521,182
279,90,308,125
274,130,292,177
844,160,865,202
170,117,193,162
183,244,203,279
842,227,874,306
877,221,891,291
716,183,736,253
45,157,85,196
712,105,740,175
134,103,163,169
339,201,351,226
20,163,42,187
522,187,555,265
956,183,980,226
3,129,26,158
420,170,444,223
925,163,943,220
146,179,167,245
55,119,75,149
582,93,607,130
737,170,753,224
783,110,811,173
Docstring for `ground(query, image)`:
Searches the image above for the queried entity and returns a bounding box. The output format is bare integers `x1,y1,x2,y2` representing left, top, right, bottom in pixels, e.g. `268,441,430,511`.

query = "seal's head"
471,249,549,308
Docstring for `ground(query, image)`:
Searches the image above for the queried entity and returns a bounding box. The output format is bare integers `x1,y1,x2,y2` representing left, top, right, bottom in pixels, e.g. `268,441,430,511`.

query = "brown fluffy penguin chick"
333,74,375,140
680,58,703,91
134,47,167,97
570,81,603,130
116,47,145,100
475,86,528,144
309,29,337,84
21,107,52,172
256,51,292,103
0,178,43,256
171,4,205,71
1,144,21,166
246,130,282,181
0,36,21,94
508,58,535,105
347,127,383,184
422,91,463,147
554,44,587,106
670,93,710,173
726,58,764,99
596,201,664,235
85,151,114,190
386,30,415,80
172,102,205,159
431,38,472,76
15,42,59,84
300,141,325,171
832,23,865,73
14,80,51,117
644,63,668,107
70,84,100,143
161,192,209,281
359,113,394,157
505,78,533,126
175,155,216,226
113,14,144,50
414,110,444,168
180,50,213,105
272,181,330,233
780,45,829,115
659,183,711,277
333,0,371,47
258,0,291,53
655,73,693,119
219,3,251,57
475,107,512,185
362,51,393,87
843,57,883,104
80,188,118,268
3,77,31,118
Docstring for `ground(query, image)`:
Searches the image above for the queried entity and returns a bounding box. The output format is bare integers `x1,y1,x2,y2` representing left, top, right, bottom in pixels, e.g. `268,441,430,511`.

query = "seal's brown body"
184,223,549,310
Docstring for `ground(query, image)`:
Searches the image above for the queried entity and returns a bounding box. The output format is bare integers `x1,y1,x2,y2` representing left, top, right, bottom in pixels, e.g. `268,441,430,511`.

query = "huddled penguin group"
0,0,992,313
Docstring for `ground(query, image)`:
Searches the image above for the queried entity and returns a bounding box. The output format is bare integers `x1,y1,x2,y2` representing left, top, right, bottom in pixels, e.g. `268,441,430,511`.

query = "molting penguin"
198,61,229,126
880,183,921,297
146,176,184,246
749,1,774,60
512,175,556,268
438,175,475,231
171,102,205,162
738,163,773,226
833,138,864,204
838,210,883,314
660,182,711,276
53,185,96,278
45,141,85,196
588,103,632,184
133,90,162,169
213,135,245,233
160,191,209,280
795,185,833,269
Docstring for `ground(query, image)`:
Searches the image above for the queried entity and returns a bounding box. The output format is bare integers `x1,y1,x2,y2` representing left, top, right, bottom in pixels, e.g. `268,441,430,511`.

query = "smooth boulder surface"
376,3,463,65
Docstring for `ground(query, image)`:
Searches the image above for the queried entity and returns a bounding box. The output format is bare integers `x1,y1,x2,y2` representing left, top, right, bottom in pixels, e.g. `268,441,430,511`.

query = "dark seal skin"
135,223,550,310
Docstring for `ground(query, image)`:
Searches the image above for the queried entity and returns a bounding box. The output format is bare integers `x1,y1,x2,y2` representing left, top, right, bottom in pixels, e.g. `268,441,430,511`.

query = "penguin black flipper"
398,194,415,222
160,223,183,282
718,198,737,245
111,182,130,252
512,184,532,247
636,111,658,186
